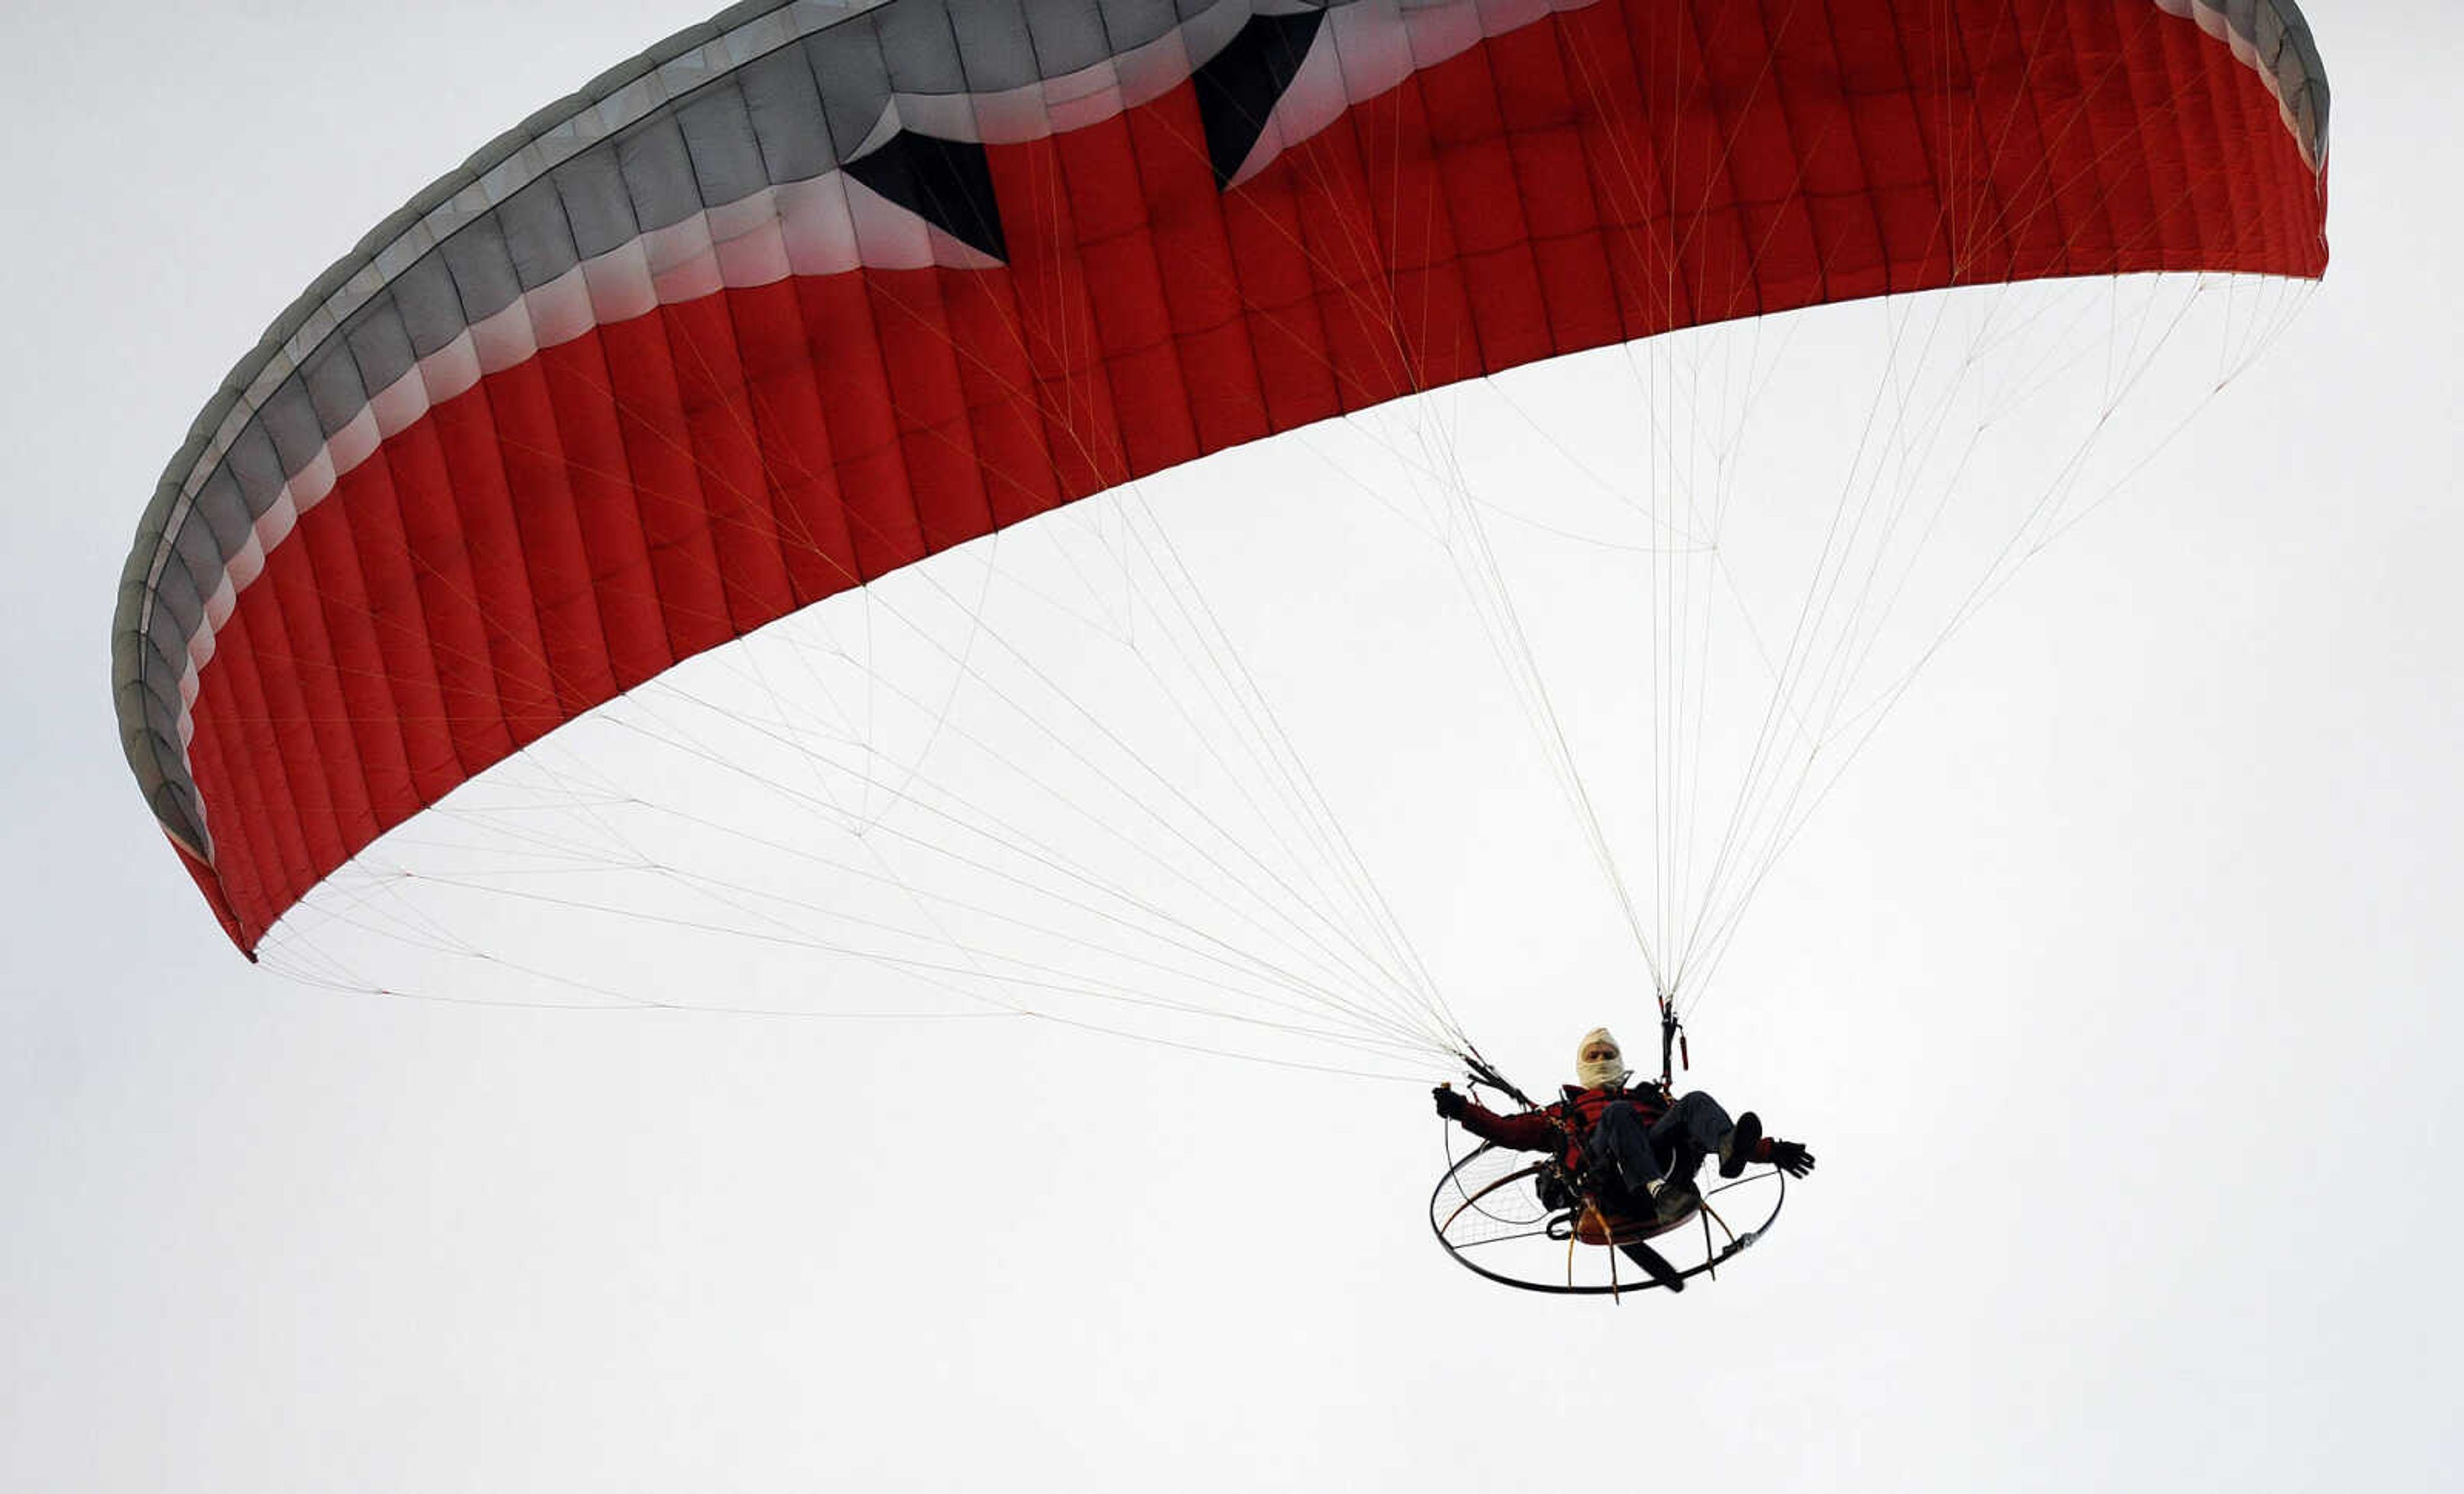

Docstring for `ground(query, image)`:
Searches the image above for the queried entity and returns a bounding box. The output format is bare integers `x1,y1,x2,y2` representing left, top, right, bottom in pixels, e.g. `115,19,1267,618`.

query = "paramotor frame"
1429,1139,1784,1298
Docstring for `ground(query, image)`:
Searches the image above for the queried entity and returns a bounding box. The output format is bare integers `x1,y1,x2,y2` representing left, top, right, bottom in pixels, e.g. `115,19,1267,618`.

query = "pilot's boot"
1719,1112,1763,1178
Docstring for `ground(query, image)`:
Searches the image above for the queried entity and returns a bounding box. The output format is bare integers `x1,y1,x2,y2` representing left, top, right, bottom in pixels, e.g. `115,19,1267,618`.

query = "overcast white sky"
5,4,2461,1490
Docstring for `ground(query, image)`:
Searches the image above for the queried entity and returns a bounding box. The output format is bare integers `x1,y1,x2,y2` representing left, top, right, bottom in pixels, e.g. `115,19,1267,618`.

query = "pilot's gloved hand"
1768,1139,1816,1178
1432,1085,1469,1121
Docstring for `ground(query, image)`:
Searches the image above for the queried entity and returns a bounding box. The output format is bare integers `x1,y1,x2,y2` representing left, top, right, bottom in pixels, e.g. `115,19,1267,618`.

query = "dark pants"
1589,1092,1735,1195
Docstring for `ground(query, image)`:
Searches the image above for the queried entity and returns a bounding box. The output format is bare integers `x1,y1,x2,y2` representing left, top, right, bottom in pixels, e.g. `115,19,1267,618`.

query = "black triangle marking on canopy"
844,129,1007,262
1194,8,1329,190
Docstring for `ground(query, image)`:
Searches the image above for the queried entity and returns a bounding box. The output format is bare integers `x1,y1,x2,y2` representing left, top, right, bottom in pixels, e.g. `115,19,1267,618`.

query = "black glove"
1432,1085,1468,1120
1768,1140,1816,1178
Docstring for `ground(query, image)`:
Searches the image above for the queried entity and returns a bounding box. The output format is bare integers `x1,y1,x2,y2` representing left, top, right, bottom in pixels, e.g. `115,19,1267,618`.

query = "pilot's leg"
1589,1101,1666,1193
1650,1090,1734,1183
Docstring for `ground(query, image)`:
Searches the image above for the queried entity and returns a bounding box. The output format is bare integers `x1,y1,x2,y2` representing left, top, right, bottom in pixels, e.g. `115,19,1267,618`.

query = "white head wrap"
1574,1027,1628,1090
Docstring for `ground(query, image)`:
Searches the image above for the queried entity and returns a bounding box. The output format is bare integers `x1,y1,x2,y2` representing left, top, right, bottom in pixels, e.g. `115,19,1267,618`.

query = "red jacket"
1460,1083,1667,1172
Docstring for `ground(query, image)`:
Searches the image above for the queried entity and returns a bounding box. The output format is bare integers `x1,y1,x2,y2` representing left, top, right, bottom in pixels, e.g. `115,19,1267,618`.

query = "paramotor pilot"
1432,1027,1814,1221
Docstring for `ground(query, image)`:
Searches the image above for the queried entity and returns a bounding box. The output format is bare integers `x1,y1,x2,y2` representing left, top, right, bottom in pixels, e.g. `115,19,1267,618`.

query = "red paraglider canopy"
114,0,2329,954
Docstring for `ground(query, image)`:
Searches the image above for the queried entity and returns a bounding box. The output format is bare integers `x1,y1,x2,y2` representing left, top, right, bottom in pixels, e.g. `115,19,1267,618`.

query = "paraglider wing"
112,0,2330,954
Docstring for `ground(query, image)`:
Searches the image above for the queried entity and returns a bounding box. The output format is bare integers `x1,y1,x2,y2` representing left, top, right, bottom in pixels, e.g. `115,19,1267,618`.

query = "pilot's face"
1580,1040,1620,1068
